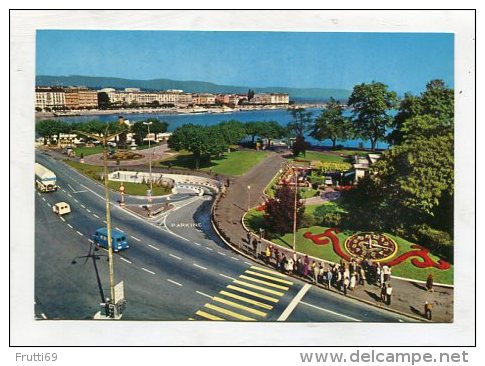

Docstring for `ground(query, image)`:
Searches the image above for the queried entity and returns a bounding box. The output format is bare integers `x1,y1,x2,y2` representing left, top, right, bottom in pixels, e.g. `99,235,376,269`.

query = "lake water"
43,108,389,150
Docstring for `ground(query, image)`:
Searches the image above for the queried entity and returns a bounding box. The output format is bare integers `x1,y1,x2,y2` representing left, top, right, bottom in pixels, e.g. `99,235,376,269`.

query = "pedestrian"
343,276,350,296
380,283,387,303
279,253,287,273
349,274,356,291
326,268,333,289
246,230,251,245
303,255,310,277
382,264,390,283
311,261,318,283
386,283,393,305
256,240,262,259
265,245,271,264
318,263,325,285
426,274,434,292
286,258,294,274
359,266,366,285
424,301,433,320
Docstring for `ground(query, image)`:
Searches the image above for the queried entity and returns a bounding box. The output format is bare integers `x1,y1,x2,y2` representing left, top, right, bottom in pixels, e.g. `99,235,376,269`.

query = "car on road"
52,202,71,215
93,227,129,252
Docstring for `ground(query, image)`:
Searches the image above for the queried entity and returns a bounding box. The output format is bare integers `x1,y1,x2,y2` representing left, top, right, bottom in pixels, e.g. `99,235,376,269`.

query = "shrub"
300,213,317,227
412,224,454,263
321,212,344,227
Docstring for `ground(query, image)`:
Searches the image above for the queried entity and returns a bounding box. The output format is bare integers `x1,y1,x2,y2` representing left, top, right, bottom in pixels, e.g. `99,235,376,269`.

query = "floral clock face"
344,232,398,261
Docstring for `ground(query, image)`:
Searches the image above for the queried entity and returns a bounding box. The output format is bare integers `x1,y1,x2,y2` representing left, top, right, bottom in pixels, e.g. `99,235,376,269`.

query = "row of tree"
35,118,169,146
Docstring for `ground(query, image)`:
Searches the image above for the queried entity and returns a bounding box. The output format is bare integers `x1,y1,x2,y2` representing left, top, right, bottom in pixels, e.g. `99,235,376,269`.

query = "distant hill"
36,75,351,101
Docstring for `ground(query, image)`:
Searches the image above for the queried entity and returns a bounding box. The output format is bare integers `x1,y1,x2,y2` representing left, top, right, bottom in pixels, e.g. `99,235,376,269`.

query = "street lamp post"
143,122,153,207
74,127,126,318
247,185,251,211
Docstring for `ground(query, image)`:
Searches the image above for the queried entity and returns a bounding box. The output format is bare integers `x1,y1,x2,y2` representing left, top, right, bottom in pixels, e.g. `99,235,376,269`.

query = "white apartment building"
35,88,66,110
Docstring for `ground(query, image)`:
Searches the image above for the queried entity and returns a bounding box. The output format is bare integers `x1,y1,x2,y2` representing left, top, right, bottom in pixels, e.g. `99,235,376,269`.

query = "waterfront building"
35,87,66,110
250,93,289,105
65,88,98,109
192,93,216,105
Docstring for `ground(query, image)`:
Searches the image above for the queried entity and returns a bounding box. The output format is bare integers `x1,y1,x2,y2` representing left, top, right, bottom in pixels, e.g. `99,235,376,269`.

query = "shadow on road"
71,243,107,303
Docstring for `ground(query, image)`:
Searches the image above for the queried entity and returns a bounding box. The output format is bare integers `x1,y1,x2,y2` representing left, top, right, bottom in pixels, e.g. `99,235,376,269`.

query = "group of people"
259,243,398,303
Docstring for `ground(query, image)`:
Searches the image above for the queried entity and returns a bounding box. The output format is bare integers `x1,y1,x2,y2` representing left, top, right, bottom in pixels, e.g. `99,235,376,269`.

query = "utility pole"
74,126,126,318
143,121,153,210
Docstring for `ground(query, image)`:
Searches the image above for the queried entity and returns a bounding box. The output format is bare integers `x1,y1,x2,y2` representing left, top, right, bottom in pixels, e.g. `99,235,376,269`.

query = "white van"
52,202,71,215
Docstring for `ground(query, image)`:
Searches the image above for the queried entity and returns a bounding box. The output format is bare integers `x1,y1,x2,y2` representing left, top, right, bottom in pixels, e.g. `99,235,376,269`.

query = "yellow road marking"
239,275,289,290
220,290,274,310
245,270,294,285
233,280,285,296
250,265,289,278
205,303,256,321
195,310,225,321
213,296,267,317
227,285,279,303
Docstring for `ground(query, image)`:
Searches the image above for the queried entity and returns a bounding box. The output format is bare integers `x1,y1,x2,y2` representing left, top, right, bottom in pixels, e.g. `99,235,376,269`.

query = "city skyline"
36,30,454,95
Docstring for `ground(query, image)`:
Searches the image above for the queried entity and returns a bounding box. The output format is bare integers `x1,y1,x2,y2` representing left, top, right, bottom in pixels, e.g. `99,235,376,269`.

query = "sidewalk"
212,153,454,323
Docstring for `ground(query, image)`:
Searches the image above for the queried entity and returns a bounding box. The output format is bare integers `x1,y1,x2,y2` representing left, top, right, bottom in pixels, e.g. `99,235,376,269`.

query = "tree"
310,97,353,149
247,89,255,101
292,135,307,157
218,120,247,147
389,79,454,145
264,184,305,235
245,121,284,147
35,119,68,145
168,124,229,169
287,107,313,137
348,81,398,151
131,119,169,145
97,92,110,110
245,121,266,144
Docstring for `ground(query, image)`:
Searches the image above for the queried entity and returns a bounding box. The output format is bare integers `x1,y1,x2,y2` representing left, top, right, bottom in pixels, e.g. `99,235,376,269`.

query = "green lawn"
294,151,348,163
299,187,319,199
244,206,453,285
64,160,170,196
73,146,105,156
158,150,269,176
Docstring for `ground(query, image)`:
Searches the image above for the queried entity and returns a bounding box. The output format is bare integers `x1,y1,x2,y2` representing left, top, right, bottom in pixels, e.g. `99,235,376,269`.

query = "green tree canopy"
131,119,169,145
348,81,398,151
286,107,313,137
168,124,229,169
310,97,353,149
36,119,68,144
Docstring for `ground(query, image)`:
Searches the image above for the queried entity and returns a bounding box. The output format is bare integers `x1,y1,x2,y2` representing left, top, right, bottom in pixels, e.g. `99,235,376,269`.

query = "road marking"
245,270,294,285
250,265,288,278
93,214,100,219
278,283,312,321
196,291,212,299
193,263,207,270
141,267,155,275
167,279,183,287
230,256,239,261
120,257,132,264
169,253,181,260
59,216,65,222
36,192,40,196
86,209,91,213
205,247,213,251
67,193,72,198
115,227,124,232
219,273,236,281
193,242,201,246
88,239,94,243
131,236,141,242
67,224,73,229
212,296,267,317
239,275,289,290
233,280,285,296
195,310,224,321
41,313,47,320
244,261,253,266
81,204,86,208
46,203,51,207
76,231,84,236
300,301,362,322
148,244,160,251
217,251,226,256
204,303,255,321
219,290,274,310
103,220,107,224
74,199,79,203
41,197,46,202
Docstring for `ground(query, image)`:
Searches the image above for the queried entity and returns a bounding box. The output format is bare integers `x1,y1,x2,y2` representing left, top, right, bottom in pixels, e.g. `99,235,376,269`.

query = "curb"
212,196,431,322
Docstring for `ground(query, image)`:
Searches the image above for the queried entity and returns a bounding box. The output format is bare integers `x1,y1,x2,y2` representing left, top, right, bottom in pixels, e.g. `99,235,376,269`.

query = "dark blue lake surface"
44,108,389,150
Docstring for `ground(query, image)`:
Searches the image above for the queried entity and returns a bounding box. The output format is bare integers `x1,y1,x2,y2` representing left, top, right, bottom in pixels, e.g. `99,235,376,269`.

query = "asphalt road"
35,151,416,323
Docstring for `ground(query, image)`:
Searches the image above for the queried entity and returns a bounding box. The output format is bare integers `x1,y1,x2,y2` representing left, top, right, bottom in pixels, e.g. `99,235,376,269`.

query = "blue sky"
36,30,453,94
